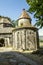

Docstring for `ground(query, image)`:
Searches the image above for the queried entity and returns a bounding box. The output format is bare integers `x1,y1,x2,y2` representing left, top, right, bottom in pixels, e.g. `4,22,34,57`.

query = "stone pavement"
0,48,42,65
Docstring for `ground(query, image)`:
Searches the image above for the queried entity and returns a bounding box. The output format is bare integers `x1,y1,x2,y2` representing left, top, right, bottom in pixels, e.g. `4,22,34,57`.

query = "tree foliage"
26,0,43,28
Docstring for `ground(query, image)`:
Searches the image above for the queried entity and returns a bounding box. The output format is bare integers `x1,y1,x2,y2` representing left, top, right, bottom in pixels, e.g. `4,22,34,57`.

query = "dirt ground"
0,47,43,65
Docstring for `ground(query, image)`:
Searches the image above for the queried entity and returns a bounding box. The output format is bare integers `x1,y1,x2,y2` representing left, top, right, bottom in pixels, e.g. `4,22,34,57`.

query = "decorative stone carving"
12,28,39,51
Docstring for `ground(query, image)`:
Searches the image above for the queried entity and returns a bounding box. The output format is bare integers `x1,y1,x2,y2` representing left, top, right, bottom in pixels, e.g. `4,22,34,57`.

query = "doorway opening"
0,38,5,47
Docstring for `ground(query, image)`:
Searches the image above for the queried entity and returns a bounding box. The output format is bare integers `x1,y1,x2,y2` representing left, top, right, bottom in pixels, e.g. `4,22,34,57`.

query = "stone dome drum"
12,9,39,50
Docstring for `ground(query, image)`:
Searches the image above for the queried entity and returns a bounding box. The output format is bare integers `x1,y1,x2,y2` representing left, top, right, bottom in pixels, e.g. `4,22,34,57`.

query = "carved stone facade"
12,9,39,51
12,27,39,50
0,9,39,51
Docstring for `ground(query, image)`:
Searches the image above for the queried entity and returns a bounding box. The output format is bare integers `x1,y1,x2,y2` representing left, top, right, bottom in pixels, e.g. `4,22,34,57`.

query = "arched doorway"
0,38,5,47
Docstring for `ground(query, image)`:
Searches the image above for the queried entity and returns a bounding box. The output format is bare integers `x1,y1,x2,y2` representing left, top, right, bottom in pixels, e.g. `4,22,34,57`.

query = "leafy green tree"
26,0,43,28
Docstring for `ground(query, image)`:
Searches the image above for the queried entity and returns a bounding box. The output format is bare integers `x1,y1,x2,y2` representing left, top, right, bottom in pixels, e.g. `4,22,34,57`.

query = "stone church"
0,9,39,50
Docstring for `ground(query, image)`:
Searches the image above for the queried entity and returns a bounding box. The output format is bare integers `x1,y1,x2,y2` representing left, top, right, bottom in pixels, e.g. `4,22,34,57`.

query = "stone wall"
0,33,12,47
13,28,38,50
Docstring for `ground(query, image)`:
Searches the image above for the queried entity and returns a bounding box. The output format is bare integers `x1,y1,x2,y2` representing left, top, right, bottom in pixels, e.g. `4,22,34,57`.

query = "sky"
0,0,43,36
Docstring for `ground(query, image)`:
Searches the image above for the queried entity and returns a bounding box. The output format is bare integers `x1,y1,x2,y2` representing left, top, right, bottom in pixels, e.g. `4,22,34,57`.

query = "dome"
18,9,32,27
19,9,31,19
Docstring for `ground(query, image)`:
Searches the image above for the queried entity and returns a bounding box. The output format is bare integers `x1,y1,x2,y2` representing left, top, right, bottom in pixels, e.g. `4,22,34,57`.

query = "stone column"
22,30,26,50
7,38,10,46
26,30,30,50
19,31,22,50
15,32,18,50
33,32,37,50
4,38,10,47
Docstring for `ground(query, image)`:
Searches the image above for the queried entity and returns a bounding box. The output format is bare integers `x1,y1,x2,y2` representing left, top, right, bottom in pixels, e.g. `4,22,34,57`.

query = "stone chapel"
0,9,39,50
12,9,39,50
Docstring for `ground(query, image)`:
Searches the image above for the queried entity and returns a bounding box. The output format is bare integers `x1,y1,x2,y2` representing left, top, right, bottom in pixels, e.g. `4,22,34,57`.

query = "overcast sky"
0,0,43,36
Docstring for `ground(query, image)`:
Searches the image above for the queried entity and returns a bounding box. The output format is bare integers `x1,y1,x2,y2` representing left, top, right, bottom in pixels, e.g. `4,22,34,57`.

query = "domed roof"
18,9,32,27
19,9,31,19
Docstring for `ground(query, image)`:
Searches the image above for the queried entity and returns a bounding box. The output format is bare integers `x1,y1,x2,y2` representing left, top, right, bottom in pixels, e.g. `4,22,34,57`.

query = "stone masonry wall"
0,34,12,47
13,28,38,50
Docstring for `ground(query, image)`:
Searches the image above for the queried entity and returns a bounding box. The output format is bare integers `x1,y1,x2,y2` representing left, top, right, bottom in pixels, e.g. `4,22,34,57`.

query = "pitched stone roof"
0,16,11,23
19,9,31,19
0,16,14,33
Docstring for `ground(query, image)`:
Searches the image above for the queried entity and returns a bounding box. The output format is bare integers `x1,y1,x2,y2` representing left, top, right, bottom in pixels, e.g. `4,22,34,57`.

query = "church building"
0,9,39,50
0,16,13,47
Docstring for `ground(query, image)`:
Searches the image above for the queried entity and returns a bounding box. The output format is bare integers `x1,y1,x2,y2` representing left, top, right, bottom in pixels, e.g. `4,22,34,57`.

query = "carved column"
4,38,10,47
22,30,26,50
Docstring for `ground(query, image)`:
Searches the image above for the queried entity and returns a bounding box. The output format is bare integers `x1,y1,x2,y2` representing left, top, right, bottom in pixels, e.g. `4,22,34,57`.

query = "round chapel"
12,9,39,50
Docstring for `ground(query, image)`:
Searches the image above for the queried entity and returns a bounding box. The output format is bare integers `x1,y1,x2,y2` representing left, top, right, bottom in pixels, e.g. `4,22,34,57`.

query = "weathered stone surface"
0,58,9,65
9,59,17,65
18,62,27,65
0,51,41,65
13,29,39,51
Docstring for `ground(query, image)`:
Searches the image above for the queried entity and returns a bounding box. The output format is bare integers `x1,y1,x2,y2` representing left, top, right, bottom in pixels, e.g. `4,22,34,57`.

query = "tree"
26,0,43,28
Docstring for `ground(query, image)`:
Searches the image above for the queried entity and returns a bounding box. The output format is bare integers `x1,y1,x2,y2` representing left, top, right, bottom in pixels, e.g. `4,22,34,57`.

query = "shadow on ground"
0,51,30,65
22,49,43,65
0,48,43,65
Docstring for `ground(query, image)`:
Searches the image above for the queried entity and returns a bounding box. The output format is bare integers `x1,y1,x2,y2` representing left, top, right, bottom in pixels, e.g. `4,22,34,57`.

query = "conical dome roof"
19,9,31,19
18,9,32,27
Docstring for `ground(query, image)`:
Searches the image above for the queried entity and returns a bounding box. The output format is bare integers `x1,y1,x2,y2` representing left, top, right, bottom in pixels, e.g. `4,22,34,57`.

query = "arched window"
0,38,5,47
21,23,23,26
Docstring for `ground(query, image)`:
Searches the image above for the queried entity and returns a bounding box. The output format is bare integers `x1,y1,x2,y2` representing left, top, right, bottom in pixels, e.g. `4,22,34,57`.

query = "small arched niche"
0,38,5,47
